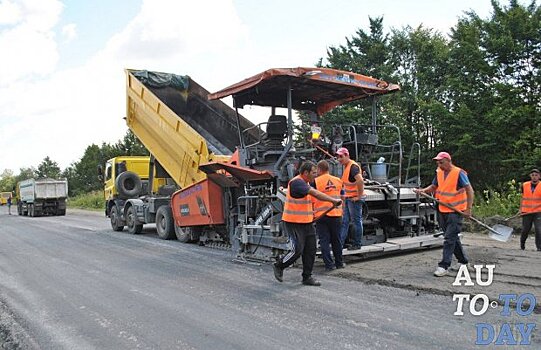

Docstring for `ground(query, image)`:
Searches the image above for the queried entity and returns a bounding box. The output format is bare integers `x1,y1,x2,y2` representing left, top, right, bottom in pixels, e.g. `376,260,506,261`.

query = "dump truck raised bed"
101,70,260,238
17,178,68,216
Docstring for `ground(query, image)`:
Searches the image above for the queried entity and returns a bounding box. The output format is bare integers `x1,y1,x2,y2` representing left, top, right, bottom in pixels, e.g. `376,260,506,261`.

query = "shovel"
503,212,522,222
418,192,513,242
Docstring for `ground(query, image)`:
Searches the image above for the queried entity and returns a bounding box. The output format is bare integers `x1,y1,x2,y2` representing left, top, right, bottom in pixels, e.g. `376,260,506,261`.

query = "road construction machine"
109,67,440,261
170,67,440,261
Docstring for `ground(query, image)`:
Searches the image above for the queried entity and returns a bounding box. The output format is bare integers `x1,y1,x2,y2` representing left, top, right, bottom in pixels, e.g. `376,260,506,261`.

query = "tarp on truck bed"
126,69,260,188
132,70,189,90
130,70,259,155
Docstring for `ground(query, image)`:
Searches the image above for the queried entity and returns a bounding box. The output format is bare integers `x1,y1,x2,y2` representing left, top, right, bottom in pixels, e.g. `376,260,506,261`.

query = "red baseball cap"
433,151,451,161
336,147,349,156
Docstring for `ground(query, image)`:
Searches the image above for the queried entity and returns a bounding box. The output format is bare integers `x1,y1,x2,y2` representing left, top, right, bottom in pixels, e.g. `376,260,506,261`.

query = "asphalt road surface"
0,206,538,349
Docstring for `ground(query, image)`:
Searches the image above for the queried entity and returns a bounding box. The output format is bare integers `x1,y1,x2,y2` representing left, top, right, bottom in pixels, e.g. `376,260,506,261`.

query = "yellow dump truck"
0,192,11,205
100,70,259,238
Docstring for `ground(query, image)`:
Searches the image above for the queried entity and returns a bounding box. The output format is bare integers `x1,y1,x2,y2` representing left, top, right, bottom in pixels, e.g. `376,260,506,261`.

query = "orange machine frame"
171,179,225,227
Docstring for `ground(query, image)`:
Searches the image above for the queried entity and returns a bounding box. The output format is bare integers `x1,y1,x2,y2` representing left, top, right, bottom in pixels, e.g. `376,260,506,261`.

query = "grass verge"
68,191,104,211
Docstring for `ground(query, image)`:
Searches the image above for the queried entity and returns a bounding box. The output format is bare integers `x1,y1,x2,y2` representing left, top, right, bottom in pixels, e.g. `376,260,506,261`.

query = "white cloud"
0,0,63,86
0,0,21,25
0,0,250,174
104,0,247,63
61,22,76,41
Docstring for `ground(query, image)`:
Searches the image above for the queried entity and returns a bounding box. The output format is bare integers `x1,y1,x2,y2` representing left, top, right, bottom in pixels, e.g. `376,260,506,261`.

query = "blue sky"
56,0,141,69
0,0,503,174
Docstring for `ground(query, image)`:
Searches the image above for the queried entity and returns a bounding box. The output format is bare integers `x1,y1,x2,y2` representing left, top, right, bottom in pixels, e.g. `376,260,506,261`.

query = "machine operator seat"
263,115,288,149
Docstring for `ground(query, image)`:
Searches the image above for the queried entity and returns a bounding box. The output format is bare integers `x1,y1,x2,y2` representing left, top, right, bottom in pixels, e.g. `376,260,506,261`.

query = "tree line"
1,0,538,196
322,0,540,189
0,131,147,196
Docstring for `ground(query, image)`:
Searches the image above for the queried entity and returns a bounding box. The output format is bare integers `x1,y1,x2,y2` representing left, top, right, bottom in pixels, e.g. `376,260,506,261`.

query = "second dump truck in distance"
17,178,68,217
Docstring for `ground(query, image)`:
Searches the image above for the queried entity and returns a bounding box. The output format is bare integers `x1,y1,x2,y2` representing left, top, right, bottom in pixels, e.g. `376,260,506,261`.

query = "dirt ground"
316,230,541,311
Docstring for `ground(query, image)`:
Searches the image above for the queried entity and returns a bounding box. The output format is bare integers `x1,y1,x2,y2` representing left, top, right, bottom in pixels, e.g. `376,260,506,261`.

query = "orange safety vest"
520,181,541,214
341,159,362,198
314,174,343,218
282,176,314,223
435,166,468,213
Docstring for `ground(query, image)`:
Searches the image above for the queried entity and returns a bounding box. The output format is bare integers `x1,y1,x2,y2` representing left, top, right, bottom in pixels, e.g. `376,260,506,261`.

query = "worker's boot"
273,263,283,282
302,277,321,286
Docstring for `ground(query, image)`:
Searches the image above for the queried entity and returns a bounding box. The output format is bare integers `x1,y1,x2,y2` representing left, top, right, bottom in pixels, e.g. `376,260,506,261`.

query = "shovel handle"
417,192,467,216
417,192,504,236
313,200,342,223
504,212,522,221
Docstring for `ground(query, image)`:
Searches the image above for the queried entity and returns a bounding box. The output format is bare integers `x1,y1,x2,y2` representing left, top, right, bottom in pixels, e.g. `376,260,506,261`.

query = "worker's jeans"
316,216,343,269
438,212,468,269
520,213,541,250
340,198,363,247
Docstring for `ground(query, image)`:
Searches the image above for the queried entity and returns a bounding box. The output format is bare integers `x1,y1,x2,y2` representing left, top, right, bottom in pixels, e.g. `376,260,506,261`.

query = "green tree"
64,130,148,196
36,156,61,179
446,0,541,188
324,18,452,183
113,130,149,156
0,169,16,192
326,16,392,80
324,16,392,125
388,25,451,156
65,143,117,196
15,167,37,184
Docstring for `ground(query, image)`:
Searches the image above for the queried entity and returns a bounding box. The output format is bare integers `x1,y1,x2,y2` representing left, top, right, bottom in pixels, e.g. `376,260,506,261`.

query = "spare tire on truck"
115,171,142,199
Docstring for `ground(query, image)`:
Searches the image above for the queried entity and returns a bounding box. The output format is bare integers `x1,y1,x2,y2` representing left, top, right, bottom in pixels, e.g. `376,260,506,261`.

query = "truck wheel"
116,171,143,199
156,206,175,240
126,206,143,234
110,205,124,231
57,209,66,216
175,226,201,243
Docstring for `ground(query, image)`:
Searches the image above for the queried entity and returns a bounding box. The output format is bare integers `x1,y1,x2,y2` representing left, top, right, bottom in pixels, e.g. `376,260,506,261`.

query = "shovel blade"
488,224,513,242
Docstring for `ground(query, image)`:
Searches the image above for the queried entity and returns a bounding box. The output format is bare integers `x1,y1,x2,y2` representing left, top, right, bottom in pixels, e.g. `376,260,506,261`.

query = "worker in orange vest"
273,161,342,286
414,151,475,277
313,160,345,271
336,147,364,250
519,168,541,251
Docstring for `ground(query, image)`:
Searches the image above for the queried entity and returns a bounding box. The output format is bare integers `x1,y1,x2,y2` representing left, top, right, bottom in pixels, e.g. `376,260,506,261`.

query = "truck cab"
102,156,170,232
103,156,167,204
